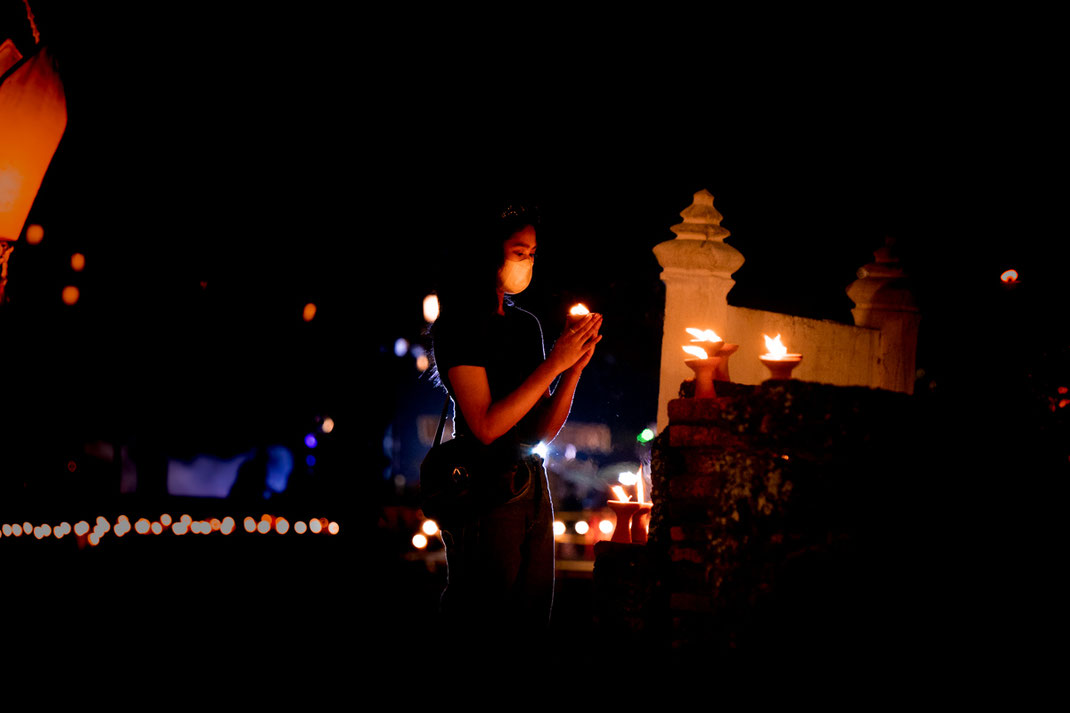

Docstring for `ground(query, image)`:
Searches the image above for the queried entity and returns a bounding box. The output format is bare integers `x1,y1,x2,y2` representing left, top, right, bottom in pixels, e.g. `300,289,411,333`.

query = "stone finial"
670,189,731,242
846,237,918,314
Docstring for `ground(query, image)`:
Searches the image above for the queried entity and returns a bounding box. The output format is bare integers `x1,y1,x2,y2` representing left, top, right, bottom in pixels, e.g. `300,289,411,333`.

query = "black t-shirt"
432,304,547,447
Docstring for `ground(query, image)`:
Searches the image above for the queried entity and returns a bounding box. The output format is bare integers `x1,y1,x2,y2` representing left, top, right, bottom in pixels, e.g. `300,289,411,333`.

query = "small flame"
569,303,590,316
763,334,787,359
610,485,631,502
682,345,709,360
686,328,721,343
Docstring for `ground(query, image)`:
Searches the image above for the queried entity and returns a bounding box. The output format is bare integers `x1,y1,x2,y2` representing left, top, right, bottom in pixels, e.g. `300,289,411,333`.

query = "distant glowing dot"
618,471,639,486
321,417,334,433
637,428,655,443
261,513,272,522
575,521,589,535
1060,399,1069,409
34,526,44,540
73,521,88,536
305,433,318,449
599,519,614,535
564,444,577,460
70,253,86,271
61,286,79,305
423,294,440,323
12,524,22,536
180,514,191,525
221,517,235,535
88,532,100,546
160,514,172,526
26,224,45,244
1000,269,1019,284
294,520,307,534
412,533,428,549
1058,386,1068,395
210,518,221,531
532,442,549,460
243,517,256,533
150,522,163,535
2,524,11,536
306,455,316,466
135,519,150,534
172,522,188,535
275,518,290,535
328,521,340,535
257,520,271,534
415,354,429,372
421,520,439,536
38,523,51,538
553,521,566,537
23,521,32,533
302,302,317,322
394,338,409,357
66,459,78,472
309,519,322,534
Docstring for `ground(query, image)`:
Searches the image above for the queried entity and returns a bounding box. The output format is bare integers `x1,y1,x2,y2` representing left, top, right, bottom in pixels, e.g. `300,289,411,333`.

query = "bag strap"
433,397,450,447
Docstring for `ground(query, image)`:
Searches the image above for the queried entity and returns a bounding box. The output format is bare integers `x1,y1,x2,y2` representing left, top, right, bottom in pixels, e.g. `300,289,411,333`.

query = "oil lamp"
607,485,641,544
683,328,733,398
759,333,803,380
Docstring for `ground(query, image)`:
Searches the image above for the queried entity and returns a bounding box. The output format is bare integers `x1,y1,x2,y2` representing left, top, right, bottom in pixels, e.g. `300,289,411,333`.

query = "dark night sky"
4,1,1066,473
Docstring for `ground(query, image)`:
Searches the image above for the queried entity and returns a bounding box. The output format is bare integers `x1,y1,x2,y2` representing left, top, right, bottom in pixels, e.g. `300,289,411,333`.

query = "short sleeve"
432,314,489,373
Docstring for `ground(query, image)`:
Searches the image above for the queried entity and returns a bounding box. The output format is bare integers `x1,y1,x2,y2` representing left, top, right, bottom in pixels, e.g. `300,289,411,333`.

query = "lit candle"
759,333,803,380
683,327,725,398
607,484,640,544
631,463,652,544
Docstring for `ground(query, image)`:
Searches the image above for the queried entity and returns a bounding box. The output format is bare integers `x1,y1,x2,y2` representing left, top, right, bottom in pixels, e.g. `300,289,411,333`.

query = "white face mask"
498,257,533,294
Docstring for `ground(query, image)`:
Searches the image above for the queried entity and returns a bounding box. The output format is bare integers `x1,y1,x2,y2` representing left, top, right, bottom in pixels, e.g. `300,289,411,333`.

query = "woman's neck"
496,289,506,316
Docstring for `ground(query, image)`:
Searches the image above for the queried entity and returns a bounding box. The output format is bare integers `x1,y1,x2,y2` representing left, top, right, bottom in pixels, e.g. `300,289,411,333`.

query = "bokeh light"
321,417,334,434
25,224,44,244
257,520,271,534
74,521,89,536
1000,269,1019,284
304,433,318,449
575,521,590,535
160,514,172,526
150,522,163,535
302,302,317,322
309,519,322,534
423,294,440,323
243,517,256,533
421,520,439,536
553,521,566,537
412,533,428,549
599,519,614,534
135,519,150,534
294,520,307,534
221,517,236,535
70,253,85,271
61,285,79,305
275,518,290,535
327,521,340,535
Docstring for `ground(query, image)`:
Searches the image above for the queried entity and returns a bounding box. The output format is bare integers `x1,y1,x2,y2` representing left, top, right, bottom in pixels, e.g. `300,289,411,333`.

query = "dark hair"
427,201,541,388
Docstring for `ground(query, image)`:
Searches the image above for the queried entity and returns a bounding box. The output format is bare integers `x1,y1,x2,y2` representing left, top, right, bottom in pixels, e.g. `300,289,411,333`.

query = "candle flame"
610,485,631,502
569,303,590,316
682,345,709,360
686,328,721,343
763,333,787,359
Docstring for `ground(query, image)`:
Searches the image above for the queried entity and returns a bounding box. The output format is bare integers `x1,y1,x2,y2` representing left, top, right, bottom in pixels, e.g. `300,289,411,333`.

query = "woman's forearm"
450,360,563,446
536,368,581,445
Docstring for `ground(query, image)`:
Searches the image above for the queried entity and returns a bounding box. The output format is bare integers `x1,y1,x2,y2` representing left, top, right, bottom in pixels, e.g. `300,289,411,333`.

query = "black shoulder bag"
419,399,484,522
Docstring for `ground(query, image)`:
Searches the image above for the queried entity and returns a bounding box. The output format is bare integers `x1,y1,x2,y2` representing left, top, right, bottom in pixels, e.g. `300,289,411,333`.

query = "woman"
429,203,602,648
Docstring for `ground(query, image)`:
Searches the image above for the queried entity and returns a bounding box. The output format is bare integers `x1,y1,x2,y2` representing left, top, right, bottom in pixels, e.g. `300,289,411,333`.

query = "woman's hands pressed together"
548,313,603,375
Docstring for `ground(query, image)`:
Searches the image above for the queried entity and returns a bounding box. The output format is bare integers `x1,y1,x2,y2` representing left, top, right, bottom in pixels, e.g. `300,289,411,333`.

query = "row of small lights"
410,517,617,550
1,513,340,547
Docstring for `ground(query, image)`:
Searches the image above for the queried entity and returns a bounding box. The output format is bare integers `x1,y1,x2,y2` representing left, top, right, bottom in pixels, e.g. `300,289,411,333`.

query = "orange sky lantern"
0,39,67,301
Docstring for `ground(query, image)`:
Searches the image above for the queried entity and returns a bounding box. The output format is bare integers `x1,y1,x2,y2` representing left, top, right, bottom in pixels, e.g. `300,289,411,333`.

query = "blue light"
304,433,318,449
306,455,316,467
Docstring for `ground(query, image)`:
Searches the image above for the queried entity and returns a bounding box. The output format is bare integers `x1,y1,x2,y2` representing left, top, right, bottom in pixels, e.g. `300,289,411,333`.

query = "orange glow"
686,328,721,343
321,417,334,434
150,522,163,535
172,522,188,536
412,533,428,549
328,521,340,535
1000,269,1019,284
309,519,322,534
0,46,67,243
24,224,44,244
599,519,614,535
210,518,221,531
61,285,78,305
220,517,236,535
135,519,150,534
415,354,429,372
553,521,566,537
12,524,22,536
88,532,99,546
682,345,709,360
763,334,788,359
294,520,307,534
180,514,192,525
574,520,589,535
70,253,85,271
275,518,290,535
257,520,270,534
610,485,630,502
569,303,590,317
160,514,172,526
260,513,272,522
302,303,317,322
243,517,256,533
421,520,438,536
73,521,89,536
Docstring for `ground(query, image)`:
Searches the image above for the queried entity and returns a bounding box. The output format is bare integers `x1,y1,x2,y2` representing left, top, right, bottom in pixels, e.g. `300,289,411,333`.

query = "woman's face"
498,225,537,295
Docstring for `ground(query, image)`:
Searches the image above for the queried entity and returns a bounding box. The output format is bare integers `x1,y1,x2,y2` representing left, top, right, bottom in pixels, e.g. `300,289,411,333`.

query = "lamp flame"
610,485,631,502
686,328,721,343
569,303,590,316
682,345,709,360
763,334,787,359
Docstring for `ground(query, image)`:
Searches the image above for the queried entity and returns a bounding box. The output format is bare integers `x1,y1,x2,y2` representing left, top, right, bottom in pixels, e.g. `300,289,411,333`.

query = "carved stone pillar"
846,238,921,394
653,190,744,432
